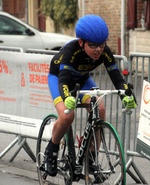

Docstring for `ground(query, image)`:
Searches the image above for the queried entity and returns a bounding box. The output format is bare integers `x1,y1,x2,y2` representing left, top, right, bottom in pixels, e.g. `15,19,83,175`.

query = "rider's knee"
59,112,74,127
99,104,105,120
100,105,105,114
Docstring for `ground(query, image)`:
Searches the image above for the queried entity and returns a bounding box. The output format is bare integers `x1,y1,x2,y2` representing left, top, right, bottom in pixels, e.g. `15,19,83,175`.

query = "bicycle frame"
37,87,134,184
65,88,129,182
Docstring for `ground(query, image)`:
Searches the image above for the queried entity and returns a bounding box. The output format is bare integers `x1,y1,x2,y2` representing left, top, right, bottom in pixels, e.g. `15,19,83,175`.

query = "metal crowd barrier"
0,46,23,52
26,48,59,55
125,53,150,184
0,47,149,183
73,54,149,184
127,53,150,157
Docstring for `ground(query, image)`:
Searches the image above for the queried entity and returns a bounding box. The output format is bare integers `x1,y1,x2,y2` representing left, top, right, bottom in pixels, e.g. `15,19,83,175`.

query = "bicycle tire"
36,114,73,185
84,120,126,185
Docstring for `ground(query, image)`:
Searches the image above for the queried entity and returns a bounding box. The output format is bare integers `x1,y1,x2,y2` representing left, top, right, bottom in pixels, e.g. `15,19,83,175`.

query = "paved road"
0,170,38,185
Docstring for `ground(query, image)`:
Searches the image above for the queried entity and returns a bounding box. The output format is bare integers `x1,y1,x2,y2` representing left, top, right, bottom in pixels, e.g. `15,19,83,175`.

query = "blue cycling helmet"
75,15,108,44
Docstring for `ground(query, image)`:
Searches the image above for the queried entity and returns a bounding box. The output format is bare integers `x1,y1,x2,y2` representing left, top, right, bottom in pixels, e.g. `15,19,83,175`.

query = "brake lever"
125,83,138,105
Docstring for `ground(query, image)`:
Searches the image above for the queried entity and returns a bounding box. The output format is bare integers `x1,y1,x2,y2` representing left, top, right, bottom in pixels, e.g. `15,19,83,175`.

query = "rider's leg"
45,74,75,176
44,102,74,176
52,101,74,144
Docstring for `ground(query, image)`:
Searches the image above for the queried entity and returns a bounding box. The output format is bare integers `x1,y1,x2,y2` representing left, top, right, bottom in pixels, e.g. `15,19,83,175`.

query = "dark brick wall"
3,0,26,19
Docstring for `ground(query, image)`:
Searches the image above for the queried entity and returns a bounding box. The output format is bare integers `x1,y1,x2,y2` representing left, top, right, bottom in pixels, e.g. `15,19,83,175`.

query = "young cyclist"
45,14,136,176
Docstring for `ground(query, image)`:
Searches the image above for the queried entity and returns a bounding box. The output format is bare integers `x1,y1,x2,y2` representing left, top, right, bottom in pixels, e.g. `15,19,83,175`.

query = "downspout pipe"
121,0,125,56
82,0,85,16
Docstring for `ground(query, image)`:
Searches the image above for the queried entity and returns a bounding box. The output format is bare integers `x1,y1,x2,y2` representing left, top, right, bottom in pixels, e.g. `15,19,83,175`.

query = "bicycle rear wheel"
36,114,73,185
84,120,126,185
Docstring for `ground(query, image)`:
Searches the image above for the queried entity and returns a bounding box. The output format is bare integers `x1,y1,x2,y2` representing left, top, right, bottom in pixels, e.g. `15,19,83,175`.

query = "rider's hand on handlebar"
64,96,76,110
122,96,136,110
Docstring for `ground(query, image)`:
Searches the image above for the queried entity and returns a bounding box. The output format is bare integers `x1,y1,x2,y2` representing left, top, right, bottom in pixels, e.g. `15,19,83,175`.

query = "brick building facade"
79,0,123,55
79,0,150,57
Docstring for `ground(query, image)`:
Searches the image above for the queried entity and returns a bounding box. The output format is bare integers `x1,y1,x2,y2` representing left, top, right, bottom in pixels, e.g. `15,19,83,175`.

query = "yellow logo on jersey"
124,84,128,89
70,49,81,63
63,85,69,97
102,52,112,63
64,65,72,70
54,54,63,64
78,64,94,70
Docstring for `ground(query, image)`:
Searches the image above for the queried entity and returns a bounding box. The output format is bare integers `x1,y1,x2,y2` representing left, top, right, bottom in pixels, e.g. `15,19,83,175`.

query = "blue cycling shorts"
48,74,97,106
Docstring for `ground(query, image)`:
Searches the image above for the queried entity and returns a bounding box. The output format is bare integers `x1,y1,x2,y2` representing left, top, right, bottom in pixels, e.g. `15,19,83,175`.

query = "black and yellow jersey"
49,39,127,101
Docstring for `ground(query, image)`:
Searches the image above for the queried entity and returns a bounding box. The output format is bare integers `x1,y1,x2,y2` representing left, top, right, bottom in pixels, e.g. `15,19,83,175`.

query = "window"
0,15,27,35
127,0,150,29
144,0,150,29
127,0,137,29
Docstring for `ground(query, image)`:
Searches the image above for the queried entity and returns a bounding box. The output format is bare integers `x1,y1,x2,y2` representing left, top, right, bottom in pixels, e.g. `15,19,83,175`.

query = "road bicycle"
36,84,136,185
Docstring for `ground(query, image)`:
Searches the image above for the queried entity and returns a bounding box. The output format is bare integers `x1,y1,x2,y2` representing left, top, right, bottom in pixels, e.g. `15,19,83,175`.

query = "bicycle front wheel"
84,120,126,185
36,114,73,185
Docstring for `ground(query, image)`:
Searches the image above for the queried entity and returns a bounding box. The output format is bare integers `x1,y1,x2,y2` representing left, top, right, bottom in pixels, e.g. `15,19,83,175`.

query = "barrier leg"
0,136,19,159
126,158,141,183
126,157,148,184
9,136,36,162
0,134,36,162
23,140,36,162
9,137,26,162
132,160,148,184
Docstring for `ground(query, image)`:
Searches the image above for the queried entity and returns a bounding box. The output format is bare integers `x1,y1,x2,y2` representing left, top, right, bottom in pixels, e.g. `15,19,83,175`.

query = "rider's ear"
78,39,83,47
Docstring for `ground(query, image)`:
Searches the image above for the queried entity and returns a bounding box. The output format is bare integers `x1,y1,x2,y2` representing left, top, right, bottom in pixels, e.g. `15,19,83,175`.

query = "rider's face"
79,39,106,60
